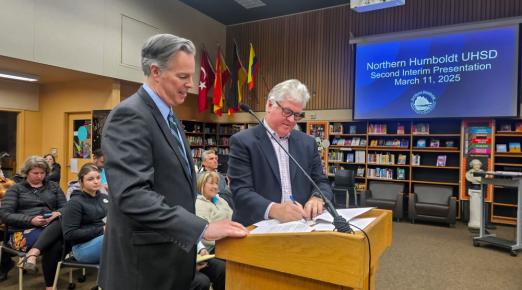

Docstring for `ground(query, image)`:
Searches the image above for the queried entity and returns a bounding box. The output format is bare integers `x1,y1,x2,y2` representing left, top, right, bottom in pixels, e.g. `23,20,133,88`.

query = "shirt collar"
143,83,171,121
263,119,290,140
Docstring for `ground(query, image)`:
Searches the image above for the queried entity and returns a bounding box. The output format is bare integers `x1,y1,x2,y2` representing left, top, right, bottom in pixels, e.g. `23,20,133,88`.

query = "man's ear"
150,64,161,80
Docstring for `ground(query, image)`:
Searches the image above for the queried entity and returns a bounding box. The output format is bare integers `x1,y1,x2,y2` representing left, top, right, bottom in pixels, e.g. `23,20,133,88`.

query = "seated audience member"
43,154,61,184
0,176,15,281
0,156,65,290
61,163,107,263
199,150,234,209
93,149,108,192
190,241,225,290
66,149,108,199
196,171,233,249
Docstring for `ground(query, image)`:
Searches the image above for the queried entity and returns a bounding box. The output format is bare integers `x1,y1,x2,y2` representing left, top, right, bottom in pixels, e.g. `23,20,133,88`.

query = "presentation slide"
354,26,518,119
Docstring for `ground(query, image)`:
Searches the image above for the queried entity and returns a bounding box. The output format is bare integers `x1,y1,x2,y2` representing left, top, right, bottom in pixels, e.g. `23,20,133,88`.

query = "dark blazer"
228,124,332,226
99,87,208,290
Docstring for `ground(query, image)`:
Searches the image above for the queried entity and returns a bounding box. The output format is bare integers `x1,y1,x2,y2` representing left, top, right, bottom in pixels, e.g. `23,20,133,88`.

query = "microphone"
240,103,353,233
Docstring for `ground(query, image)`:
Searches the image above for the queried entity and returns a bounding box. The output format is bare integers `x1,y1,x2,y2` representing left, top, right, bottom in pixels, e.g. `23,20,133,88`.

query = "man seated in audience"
198,150,234,209
190,241,225,290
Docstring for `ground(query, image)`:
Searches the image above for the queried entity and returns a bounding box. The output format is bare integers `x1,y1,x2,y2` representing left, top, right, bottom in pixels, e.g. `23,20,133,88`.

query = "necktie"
167,111,191,175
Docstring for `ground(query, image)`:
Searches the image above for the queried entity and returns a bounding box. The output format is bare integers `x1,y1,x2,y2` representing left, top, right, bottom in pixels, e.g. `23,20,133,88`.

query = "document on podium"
250,208,375,234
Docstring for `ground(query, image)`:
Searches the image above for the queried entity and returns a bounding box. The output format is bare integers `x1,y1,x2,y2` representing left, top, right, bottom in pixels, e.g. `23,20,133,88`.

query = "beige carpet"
1,221,521,289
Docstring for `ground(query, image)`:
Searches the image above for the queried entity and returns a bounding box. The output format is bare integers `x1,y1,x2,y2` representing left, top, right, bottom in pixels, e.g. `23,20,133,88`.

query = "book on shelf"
330,123,343,134
445,140,455,147
516,122,522,132
509,142,521,152
356,167,365,177
498,123,512,132
368,123,387,134
400,139,409,148
396,168,405,180
429,139,440,148
397,123,405,135
436,155,447,167
416,139,426,148
412,154,421,165
496,144,507,153
413,123,430,135
397,154,407,165
346,153,355,163
349,125,357,134
360,139,367,146
469,127,492,134
370,140,378,147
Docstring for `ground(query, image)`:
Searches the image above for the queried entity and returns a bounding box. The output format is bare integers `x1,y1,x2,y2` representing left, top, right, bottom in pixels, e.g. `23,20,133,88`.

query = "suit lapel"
139,89,194,190
288,132,299,181
254,125,281,185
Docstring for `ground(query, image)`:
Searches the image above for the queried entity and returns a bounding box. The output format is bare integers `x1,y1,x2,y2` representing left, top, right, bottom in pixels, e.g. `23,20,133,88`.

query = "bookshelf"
492,119,522,225
307,121,329,174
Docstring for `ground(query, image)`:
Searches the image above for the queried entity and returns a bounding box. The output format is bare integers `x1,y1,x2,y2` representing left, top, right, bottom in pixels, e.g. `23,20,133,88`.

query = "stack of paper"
250,207,375,234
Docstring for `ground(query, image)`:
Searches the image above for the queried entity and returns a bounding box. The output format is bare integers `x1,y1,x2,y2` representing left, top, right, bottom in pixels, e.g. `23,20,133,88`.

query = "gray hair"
267,79,310,108
141,34,196,76
201,149,216,162
21,155,50,176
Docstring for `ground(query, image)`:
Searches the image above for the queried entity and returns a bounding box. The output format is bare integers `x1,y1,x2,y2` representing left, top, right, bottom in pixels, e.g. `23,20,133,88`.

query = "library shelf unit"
492,119,522,225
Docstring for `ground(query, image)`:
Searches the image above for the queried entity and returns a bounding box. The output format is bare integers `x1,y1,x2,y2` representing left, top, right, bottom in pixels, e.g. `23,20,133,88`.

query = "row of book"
496,143,521,153
369,139,409,147
410,155,447,166
367,168,406,180
367,153,407,165
331,137,367,146
330,123,358,134
415,139,455,148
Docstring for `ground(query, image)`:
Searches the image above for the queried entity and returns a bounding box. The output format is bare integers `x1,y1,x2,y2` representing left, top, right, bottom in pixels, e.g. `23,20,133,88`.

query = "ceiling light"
0,71,39,82
234,0,266,9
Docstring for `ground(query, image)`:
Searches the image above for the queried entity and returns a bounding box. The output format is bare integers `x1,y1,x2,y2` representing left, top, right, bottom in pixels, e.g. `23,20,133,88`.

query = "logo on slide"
410,91,436,114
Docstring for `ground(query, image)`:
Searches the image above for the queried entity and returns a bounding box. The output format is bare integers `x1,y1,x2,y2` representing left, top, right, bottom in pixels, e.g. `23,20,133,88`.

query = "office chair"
0,225,27,290
332,170,357,208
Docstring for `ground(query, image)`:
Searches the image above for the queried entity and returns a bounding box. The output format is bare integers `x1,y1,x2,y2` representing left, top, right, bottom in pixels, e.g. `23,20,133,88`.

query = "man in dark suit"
228,79,333,226
100,34,248,290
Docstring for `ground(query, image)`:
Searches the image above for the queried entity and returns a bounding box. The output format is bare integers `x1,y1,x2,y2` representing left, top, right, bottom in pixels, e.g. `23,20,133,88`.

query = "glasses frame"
274,101,305,121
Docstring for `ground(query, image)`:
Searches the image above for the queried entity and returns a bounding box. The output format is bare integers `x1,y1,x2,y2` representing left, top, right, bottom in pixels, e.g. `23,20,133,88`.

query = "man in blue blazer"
100,34,247,290
228,79,333,226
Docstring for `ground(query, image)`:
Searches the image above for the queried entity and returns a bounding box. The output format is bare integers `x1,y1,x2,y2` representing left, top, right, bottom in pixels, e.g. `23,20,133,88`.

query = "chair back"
414,184,453,205
368,181,403,200
334,170,354,189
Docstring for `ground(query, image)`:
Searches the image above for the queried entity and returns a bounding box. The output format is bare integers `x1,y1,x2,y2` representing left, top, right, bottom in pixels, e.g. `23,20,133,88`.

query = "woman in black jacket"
43,154,61,184
61,163,107,263
0,156,66,290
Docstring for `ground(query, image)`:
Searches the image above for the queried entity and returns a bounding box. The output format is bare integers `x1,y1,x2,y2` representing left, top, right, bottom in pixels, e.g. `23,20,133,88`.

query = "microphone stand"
240,104,353,233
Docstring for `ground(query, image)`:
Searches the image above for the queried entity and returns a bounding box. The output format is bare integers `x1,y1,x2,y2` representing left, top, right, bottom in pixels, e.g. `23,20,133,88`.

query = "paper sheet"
313,207,374,223
250,220,314,234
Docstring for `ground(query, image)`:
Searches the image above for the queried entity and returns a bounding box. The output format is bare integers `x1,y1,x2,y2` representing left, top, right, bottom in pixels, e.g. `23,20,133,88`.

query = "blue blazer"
228,124,332,226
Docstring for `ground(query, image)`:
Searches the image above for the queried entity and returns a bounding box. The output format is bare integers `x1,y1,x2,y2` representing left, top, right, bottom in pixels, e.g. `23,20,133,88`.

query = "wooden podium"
215,209,392,290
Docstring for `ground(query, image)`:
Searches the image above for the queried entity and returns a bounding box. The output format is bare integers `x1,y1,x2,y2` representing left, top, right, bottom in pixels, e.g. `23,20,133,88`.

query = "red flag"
198,48,215,112
213,47,231,116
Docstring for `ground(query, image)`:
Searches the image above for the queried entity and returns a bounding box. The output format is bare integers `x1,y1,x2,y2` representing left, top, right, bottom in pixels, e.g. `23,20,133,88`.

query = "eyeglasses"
274,101,305,121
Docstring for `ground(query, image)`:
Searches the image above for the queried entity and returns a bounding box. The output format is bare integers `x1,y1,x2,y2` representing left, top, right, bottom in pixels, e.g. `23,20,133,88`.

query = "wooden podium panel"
216,209,392,290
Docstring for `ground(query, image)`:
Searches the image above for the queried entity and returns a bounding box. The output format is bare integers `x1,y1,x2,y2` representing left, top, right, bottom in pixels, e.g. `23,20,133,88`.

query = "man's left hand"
303,196,325,220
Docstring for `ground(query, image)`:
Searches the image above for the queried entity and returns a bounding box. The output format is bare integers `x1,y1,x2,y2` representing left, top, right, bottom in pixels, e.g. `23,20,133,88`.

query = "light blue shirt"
142,84,188,156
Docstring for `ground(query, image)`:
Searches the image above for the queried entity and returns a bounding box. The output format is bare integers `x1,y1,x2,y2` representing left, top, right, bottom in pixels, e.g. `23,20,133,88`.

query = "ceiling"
0,55,102,84
179,0,350,25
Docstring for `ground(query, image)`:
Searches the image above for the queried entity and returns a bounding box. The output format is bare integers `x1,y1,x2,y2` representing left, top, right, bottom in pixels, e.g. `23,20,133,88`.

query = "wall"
0,0,226,91
227,0,522,113
0,79,39,111
39,78,118,188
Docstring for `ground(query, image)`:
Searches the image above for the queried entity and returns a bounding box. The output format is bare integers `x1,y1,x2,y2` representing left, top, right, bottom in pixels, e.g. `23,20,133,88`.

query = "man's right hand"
31,215,48,226
203,219,248,241
269,202,306,223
